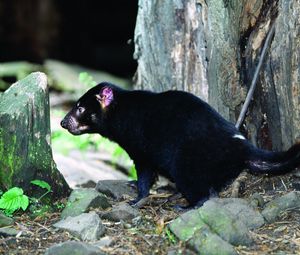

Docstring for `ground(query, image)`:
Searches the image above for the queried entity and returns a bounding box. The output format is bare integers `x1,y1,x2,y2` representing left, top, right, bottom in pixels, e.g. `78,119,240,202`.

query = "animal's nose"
60,119,67,129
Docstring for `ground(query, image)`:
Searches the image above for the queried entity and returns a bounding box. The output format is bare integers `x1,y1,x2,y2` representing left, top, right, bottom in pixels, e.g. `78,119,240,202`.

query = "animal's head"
61,82,116,135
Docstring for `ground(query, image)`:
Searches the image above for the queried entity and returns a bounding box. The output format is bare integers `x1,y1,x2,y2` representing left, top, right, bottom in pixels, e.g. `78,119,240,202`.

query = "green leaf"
0,187,29,214
0,187,23,200
30,180,51,192
20,195,29,211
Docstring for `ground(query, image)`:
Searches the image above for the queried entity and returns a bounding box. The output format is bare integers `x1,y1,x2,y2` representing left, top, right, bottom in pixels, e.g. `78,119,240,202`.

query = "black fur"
61,82,300,206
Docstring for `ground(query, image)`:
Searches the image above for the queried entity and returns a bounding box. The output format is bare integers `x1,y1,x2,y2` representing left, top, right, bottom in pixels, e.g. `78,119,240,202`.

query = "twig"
235,22,276,129
31,221,52,232
37,190,52,201
138,233,153,246
231,22,276,198
133,197,150,208
280,177,288,191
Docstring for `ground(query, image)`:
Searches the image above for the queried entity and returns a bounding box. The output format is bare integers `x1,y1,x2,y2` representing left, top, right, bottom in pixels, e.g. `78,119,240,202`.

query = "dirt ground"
1,173,300,255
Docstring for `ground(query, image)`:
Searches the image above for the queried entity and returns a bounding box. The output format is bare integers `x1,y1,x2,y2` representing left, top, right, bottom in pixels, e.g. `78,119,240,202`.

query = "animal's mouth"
67,125,89,135
67,128,82,135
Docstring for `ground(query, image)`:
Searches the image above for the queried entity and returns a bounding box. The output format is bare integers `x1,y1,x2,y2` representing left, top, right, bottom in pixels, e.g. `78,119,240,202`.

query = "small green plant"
0,180,52,216
30,179,52,200
165,228,177,244
31,180,51,191
0,187,29,216
55,202,65,210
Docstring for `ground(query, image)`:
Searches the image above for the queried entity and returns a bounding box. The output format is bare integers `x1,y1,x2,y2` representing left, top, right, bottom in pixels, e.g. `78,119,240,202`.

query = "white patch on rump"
233,134,246,140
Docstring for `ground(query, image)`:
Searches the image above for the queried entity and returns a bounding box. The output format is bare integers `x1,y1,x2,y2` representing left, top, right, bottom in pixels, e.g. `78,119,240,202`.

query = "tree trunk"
134,0,300,150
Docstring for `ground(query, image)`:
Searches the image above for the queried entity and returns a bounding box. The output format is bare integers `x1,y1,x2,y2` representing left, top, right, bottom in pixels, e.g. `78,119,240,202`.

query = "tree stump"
0,72,70,198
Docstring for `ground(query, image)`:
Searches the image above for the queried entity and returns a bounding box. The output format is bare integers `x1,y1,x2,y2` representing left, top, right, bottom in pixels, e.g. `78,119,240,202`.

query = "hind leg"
174,173,212,207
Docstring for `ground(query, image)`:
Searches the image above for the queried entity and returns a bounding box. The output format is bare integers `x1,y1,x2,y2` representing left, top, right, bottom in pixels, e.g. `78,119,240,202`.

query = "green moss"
169,211,207,241
0,130,17,189
190,229,238,255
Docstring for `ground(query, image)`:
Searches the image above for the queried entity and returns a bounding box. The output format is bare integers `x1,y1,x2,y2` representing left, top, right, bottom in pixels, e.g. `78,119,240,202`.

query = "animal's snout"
60,115,80,135
60,118,68,129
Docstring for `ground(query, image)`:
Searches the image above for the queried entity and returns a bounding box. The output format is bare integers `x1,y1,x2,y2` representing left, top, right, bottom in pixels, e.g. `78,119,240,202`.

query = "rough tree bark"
134,0,300,150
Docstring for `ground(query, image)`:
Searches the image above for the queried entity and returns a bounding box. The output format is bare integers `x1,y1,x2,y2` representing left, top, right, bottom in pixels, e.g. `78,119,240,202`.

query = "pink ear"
96,86,114,108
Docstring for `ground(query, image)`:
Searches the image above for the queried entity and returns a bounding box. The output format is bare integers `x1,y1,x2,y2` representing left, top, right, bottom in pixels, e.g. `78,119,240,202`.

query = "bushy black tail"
246,143,300,175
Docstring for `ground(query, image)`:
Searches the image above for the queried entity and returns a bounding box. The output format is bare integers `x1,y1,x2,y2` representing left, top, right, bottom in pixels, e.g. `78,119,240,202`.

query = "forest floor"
1,173,300,255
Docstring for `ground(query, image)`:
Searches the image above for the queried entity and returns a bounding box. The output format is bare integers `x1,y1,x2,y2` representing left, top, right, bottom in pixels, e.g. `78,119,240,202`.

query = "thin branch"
235,22,276,129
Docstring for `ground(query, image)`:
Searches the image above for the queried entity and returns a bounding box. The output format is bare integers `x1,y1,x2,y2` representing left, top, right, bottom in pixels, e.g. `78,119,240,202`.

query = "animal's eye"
77,107,85,113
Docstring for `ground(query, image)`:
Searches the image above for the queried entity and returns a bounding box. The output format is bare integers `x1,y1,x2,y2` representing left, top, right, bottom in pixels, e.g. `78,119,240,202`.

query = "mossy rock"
0,72,70,198
199,200,253,246
61,188,111,219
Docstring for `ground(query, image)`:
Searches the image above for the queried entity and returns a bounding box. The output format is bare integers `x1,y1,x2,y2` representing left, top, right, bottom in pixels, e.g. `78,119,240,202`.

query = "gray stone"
0,227,20,237
199,200,253,246
61,188,111,219
167,249,195,255
169,209,237,255
92,236,113,248
95,180,137,201
0,212,14,227
211,198,265,229
169,209,207,241
170,199,254,249
44,241,105,255
54,212,105,241
261,191,300,223
101,202,140,222
189,228,238,255
249,193,265,208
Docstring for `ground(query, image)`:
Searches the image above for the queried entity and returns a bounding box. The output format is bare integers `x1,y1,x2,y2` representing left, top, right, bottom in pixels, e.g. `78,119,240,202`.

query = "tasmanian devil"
61,82,300,206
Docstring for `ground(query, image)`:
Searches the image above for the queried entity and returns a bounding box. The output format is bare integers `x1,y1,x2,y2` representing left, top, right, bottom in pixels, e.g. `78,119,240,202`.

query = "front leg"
129,165,157,206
